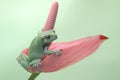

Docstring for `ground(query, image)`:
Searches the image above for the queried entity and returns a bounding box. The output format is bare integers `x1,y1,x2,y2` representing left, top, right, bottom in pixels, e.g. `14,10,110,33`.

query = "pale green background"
0,0,120,80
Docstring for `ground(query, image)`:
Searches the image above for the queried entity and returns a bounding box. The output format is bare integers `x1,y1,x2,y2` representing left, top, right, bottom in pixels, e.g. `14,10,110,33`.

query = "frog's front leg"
44,46,62,56
17,53,29,71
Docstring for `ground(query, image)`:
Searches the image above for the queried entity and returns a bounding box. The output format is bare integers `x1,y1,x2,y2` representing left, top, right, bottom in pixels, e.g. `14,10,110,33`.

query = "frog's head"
38,30,57,44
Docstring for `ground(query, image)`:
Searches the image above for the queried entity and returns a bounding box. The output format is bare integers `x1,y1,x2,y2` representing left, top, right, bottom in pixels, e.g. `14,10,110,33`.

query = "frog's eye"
45,35,50,39
53,30,55,33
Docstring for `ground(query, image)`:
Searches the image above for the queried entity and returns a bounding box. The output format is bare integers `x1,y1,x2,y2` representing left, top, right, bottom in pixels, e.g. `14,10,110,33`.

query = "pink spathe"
22,35,107,73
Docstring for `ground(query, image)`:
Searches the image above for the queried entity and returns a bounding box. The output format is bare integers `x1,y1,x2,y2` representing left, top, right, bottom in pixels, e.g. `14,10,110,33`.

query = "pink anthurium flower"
17,1,108,80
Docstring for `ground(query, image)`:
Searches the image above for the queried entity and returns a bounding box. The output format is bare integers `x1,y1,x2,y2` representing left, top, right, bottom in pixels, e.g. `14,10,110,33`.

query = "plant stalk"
28,72,41,80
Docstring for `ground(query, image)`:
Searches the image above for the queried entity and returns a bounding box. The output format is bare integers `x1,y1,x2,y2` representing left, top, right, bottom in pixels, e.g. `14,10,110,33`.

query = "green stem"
28,72,41,80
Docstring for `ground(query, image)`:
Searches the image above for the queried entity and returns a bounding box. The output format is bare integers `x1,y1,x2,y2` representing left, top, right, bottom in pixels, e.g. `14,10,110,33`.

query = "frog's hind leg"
17,53,29,71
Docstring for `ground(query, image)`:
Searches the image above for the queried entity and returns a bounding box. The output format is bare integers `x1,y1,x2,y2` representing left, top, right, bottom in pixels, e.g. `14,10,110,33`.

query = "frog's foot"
54,49,62,56
29,59,41,72
32,63,41,72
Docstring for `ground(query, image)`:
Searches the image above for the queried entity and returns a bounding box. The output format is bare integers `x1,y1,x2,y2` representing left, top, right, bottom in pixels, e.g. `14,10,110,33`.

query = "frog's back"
28,36,44,62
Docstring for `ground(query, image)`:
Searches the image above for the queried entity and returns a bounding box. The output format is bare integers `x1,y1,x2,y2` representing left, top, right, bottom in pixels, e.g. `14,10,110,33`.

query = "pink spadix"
42,1,58,31
22,35,108,73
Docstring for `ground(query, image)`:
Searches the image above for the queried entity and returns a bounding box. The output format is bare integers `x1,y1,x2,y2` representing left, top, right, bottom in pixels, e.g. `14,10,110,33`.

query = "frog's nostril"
55,34,58,39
